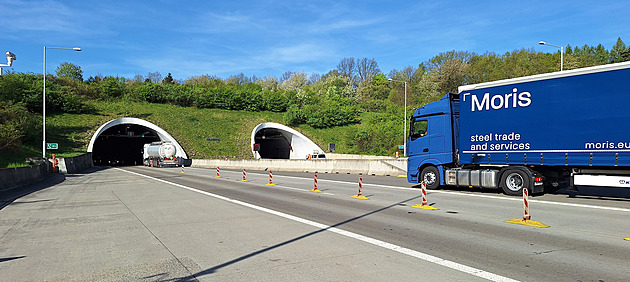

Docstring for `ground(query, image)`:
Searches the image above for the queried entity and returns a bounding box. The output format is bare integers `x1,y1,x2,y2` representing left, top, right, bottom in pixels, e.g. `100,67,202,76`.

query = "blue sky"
2,0,629,81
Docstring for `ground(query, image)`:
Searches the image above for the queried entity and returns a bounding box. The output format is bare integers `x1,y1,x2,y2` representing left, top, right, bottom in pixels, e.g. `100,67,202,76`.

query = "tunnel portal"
88,117,188,167
92,124,160,166
254,128,291,159
251,122,325,159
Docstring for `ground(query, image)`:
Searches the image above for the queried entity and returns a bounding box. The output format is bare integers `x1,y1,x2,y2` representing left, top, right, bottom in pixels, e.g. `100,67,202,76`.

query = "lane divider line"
196,169,630,213
117,168,517,282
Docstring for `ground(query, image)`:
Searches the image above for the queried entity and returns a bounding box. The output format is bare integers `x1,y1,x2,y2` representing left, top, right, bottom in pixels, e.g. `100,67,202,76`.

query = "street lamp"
389,78,408,157
43,46,81,159
0,51,17,76
539,41,563,71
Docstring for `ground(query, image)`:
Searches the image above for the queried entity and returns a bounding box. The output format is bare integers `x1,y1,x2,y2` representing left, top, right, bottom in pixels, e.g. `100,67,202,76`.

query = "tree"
227,73,250,85
162,73,175,84
56,62,83,81
146,71,162,83
356,58,380,85
0,101,37,152
256,76,280,91
281,72,308,91
610,37,628,63
336,57,357,86
426,51,470,94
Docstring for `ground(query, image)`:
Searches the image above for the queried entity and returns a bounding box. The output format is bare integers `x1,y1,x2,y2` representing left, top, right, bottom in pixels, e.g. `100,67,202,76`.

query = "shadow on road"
170,195,421,281
555,186,630,202
0,166,109,210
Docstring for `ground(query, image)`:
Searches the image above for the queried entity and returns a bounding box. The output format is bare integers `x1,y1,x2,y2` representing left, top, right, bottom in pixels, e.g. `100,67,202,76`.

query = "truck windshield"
410,120,428,141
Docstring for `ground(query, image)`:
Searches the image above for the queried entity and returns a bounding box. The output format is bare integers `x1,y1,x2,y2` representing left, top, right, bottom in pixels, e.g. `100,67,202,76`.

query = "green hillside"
0,100,365,168
3,40,628,168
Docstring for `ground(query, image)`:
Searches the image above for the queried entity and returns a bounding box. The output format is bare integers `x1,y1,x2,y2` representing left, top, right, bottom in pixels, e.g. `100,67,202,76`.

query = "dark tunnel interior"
92,124,161,166
254,128,291,159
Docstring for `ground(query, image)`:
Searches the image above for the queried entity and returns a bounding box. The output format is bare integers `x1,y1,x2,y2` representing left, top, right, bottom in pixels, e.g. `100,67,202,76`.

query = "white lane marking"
119,168,517,282
207,169,630,213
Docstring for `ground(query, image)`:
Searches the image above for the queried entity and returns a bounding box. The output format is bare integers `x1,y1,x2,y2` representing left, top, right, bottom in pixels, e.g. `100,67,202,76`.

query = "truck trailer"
142,141,184,167
407,61,630,195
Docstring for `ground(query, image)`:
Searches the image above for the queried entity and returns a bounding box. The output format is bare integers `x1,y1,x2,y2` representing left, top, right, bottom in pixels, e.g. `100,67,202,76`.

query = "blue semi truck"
407,61,630,195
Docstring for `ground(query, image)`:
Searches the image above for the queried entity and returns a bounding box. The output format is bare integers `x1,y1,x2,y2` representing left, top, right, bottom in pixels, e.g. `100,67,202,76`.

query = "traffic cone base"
266,183,276,186
504,218,550,228
351,194,369,200
309,189,322,193
411,204,439,210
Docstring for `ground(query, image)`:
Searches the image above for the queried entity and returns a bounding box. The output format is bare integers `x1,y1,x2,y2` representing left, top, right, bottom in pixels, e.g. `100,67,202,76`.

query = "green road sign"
398,145,404,150
47,143,58,150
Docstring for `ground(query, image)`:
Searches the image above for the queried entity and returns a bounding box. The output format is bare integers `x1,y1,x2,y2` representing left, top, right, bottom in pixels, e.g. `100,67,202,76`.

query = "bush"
0,101,38,152
99,76,126,99
136,83,167,103
164,84,194,107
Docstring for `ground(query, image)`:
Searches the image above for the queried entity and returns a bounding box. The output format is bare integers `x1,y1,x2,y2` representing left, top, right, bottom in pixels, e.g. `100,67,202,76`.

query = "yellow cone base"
411,204,439,210
215,176,221,178
309,189,323,193
397,175,406,178
266,183,276,186
241,180,248,182
504,218,550,228
351,195,369,200
624,237,630,241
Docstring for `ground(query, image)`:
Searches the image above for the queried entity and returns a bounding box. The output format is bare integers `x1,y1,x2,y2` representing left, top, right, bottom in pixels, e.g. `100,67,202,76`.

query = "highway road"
1,166,629,281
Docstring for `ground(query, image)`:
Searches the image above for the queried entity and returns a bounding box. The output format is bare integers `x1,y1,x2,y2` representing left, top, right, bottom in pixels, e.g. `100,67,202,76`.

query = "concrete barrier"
326,153,404,160
55,153,93,174
193,158,407,176
0,162,48,191
0,153,93,192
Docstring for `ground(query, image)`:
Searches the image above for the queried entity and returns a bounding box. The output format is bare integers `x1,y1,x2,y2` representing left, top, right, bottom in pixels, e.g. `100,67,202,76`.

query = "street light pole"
43,46,81,159
389,78,408,157
539,41,563,71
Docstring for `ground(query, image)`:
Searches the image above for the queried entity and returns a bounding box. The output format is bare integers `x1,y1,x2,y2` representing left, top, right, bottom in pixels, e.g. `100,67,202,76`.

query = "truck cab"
407,93,459,188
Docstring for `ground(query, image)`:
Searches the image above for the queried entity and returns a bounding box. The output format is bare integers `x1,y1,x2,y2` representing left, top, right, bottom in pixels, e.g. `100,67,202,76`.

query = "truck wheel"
500,169,530,196
420,166,440,189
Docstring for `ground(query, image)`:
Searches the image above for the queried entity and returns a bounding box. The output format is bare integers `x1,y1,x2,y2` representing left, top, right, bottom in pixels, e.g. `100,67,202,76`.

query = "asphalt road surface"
1,166,629,281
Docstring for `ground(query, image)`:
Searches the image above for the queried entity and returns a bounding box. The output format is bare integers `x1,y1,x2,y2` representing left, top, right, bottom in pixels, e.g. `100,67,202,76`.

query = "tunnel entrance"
92,124,160,166
254,128,291,159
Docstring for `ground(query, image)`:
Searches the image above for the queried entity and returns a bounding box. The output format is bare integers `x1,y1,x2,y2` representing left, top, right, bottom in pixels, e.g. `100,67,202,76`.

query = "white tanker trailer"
143,141,183,167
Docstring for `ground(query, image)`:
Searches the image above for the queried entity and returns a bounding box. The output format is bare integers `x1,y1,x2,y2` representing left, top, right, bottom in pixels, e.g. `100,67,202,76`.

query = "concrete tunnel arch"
251,122,325,159
88,117,188,166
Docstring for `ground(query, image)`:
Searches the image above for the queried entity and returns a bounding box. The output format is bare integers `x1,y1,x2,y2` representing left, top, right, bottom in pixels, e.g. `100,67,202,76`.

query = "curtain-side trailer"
407,61,630,195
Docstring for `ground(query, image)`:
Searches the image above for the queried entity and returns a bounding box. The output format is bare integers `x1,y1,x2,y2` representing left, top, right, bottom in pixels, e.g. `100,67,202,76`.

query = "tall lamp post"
539,41,563,71
43,46,81,159
388,78,408,157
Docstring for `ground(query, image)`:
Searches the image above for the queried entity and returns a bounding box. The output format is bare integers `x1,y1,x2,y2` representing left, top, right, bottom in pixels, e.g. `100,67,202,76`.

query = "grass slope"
1,101,360,167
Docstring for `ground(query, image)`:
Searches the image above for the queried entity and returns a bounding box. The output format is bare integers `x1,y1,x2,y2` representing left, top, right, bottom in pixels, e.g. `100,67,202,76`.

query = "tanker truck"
143,141,183,167
407,61,630,195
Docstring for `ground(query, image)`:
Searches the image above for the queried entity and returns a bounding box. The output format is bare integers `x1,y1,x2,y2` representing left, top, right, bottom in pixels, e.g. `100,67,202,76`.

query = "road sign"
398,145,404,150
47,143,58,150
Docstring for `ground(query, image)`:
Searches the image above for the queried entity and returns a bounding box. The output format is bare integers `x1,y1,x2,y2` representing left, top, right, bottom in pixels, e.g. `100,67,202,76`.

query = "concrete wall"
193,158,407,176
0,153,94,192
326,153,404,160
55,153,94,174
0,162,48,191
